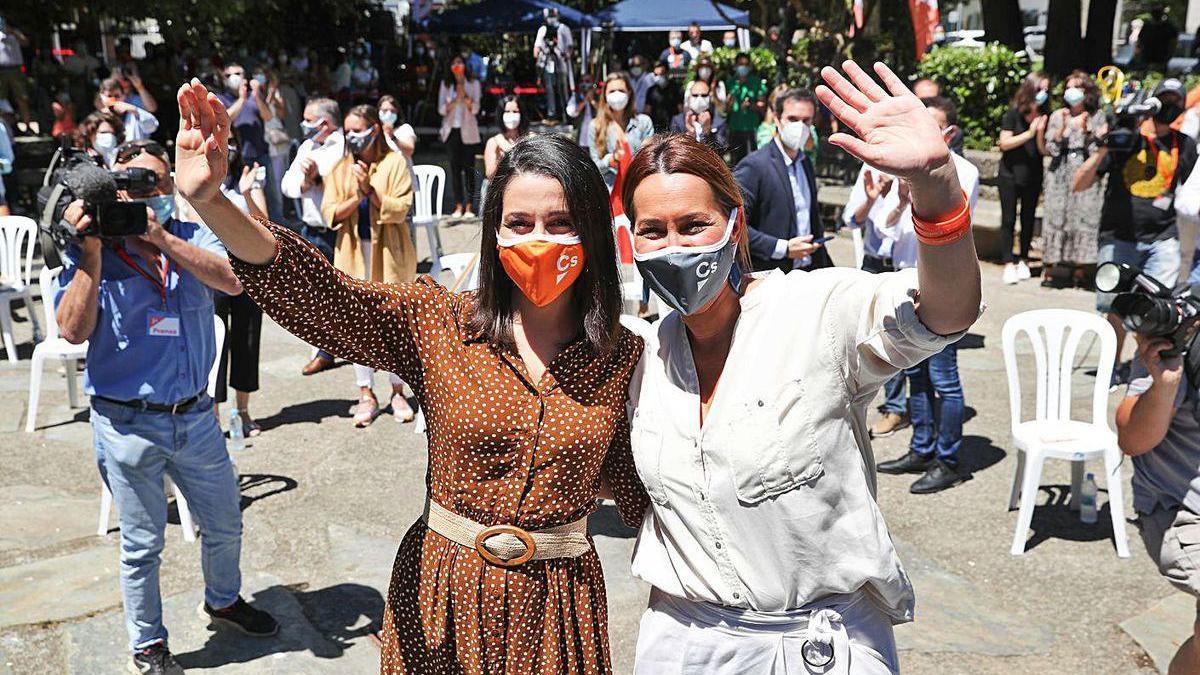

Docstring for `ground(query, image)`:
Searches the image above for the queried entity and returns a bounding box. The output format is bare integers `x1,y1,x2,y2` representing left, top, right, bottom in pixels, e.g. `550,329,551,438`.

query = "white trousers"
634,589,899,675
349,238,404,391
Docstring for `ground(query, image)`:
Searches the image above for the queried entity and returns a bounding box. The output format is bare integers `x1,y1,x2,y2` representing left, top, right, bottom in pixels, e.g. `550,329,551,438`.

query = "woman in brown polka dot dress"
173,81,649,673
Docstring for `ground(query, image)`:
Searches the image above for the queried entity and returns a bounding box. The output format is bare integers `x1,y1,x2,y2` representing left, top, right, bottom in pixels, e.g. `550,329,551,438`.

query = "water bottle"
1080,473,1098,524
228,408,246,452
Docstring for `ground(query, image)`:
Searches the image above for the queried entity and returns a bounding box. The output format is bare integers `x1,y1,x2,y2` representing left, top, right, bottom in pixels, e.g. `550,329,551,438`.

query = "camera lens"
1120,294,1180,335
1095,263,1122,292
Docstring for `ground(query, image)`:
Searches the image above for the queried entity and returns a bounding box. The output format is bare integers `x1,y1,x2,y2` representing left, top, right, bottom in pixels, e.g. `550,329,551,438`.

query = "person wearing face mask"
459,39,487,83
624,62,981,674
171,82,649,672
215,63,279,220
584,72,655,189
257,68,289,226
438,56,482,219
756,83,819,163
997,72,1050,285
627,54,656,114
351,52,379,97
484,95,530,182
1037,70,1106,289
721,30,738,50
321,104,419,425
377,95,417,159
724,53,767,164
659,30,692,82
282,97,345,376
96,77,159,142
534,9,574,123
76,111,126,168
644,61,683,132
680,21,714,61
690,55,728,115
1075,77,1195,389
670,78,727,148
53,136,276,675
566,73,599,148
733,88,832,272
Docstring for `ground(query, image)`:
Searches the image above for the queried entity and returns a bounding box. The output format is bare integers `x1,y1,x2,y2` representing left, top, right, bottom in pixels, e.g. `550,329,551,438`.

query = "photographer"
53,140,277,674
1075,79,1193,385
1116,335,1200,675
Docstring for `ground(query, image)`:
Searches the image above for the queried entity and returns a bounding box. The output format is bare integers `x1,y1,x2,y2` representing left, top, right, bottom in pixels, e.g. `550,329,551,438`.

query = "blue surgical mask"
735,65,751,78
379,110,398,126
1035,90,1048,105
141,194,175,224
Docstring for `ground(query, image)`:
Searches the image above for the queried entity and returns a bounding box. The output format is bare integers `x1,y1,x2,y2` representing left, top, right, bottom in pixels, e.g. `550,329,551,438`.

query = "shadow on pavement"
174,582,384,669
1022,484,1120,552
588,503,637,539
957,434,1006,476
255,398,354,431
957,333,986,350
161,473,298,529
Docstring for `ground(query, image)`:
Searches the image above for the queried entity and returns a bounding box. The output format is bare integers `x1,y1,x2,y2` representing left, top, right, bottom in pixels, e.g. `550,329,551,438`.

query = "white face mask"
226,73,243,91
688,94,710,114
606,91,629,111
93,132,118,151
780,121,810,151
1063,87,1086,107
698,66,713,80
502,112,522,129
724,39,737,48
670,38,682,48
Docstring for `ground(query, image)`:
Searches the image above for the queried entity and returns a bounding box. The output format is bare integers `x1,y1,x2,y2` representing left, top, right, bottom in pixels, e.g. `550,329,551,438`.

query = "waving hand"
175,79,231,204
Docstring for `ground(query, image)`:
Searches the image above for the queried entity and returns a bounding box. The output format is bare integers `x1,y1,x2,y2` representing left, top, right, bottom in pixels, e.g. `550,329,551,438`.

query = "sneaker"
353,394,380,427
877,449,934,475
1002,263,1019,285
869,412,910,439
462,209,476,220
128,642,184,675
910,460,970,494
391,393,415,423
1016,260,1032,280
202,596,279,637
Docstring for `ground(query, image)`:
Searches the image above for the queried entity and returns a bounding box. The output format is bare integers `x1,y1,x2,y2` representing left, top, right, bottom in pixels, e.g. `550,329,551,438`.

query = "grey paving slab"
65,572,380,674
589,504,648,670
0,545,120,629
0,485,98,554
1120,591,1194,674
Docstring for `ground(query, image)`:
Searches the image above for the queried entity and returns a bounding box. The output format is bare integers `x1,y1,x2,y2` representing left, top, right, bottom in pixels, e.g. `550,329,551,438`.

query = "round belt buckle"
474,524,536,567
801,639,834,668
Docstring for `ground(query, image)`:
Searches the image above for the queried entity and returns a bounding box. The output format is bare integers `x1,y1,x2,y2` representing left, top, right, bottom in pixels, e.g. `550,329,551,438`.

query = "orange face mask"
497,233,586,307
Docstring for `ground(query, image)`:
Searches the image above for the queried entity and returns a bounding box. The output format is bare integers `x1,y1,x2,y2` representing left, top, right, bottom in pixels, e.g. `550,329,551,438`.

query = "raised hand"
175,79,231,204
864,171,894,201
816,61,950,181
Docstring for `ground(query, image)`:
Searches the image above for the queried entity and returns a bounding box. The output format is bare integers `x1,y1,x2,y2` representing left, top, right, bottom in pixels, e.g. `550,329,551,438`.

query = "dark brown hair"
621,133,751,269
344,103,389,160
469,134,623,354
1065,70,1102,113
75,111,125,150
1011,71,1049,116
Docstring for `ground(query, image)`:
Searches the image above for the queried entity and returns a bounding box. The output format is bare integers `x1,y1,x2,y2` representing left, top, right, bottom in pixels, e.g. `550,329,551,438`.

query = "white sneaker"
1002,263,1019,285
1015,260,1032,280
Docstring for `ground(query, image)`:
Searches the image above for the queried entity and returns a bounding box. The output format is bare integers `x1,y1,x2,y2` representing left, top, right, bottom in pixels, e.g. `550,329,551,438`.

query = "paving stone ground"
0,211,1187,673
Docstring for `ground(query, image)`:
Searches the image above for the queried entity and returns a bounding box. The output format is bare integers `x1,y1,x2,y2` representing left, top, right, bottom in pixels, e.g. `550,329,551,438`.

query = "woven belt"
421,499,590,568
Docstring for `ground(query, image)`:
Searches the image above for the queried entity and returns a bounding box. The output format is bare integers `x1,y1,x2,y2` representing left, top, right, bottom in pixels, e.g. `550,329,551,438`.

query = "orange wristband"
912,190,971,246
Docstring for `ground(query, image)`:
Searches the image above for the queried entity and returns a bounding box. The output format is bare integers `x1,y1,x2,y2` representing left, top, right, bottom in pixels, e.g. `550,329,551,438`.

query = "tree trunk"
982,0,1025,49
1083,0,1118,73
1045,0,1084,77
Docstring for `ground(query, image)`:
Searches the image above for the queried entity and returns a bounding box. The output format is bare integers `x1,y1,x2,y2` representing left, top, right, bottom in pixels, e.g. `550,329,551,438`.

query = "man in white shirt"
280,97,344,376
854,96,981,493
98,77,158,142
680,22,714,61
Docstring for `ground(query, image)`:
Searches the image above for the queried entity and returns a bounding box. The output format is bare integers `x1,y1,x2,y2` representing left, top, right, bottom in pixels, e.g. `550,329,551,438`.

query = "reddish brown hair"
621,133,751,268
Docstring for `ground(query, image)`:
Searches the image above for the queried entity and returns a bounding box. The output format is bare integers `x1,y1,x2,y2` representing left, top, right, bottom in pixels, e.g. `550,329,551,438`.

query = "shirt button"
733,592,741,599
714,542,722,549
757,400,764,407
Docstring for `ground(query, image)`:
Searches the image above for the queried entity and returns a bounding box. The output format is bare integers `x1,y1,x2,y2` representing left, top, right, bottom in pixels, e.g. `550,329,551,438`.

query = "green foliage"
917,44,1032,150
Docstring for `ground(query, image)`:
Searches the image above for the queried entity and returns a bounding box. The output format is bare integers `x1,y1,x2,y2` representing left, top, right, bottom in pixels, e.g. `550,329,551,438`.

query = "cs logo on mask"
556,250,580,284
695,260,719,279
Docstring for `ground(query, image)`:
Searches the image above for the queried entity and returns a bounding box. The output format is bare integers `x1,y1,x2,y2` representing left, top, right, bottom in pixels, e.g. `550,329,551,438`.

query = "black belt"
92,393,203,415
864,253,895,268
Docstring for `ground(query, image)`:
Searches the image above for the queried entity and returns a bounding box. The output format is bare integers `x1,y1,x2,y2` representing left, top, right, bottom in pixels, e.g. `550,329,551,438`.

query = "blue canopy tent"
593,0,749,31
419,0,595,34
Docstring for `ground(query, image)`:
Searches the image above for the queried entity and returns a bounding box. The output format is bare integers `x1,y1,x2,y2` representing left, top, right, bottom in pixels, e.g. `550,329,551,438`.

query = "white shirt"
842,153,980,269
629,268,971,621
770,138,813,266
122,106,159,142
680,38,714,61
534,24,574,58
280,130,344,229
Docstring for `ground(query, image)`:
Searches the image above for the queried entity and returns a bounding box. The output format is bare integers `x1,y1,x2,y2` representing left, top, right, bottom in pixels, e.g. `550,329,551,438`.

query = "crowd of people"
10,5,1200,675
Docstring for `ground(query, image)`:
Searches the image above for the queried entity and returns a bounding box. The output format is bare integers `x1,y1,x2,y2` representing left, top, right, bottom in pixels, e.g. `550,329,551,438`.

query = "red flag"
909,0,940,61
610,139,634,264
849,0,865,38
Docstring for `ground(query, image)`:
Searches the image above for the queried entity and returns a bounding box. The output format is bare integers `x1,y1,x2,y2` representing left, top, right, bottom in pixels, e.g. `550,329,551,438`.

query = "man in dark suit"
733,88,833,272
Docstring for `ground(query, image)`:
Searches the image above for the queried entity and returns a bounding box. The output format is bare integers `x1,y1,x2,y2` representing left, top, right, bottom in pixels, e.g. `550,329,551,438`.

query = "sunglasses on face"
115,140,169,165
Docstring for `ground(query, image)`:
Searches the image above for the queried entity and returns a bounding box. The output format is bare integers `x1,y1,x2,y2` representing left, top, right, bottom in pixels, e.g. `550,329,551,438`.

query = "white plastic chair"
0,216,43,362
438,252,479,292
1002,309,1129,557
97,315,225,542
26,266,89,433
850,226,865,270
412,165,446,275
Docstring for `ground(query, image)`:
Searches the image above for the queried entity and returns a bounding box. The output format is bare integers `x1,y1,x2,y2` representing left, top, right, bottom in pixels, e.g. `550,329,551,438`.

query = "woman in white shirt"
378,95,417,159
437,56,482,219
622,62,982,674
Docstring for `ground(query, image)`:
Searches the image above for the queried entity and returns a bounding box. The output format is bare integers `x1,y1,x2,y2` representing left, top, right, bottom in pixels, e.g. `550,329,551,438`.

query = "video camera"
1096,261,1200,380
1101,87,1162,153
36,142,155,254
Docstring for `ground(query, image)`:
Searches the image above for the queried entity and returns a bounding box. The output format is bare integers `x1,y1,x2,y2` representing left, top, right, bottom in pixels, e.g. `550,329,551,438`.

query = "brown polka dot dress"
231,222,650,674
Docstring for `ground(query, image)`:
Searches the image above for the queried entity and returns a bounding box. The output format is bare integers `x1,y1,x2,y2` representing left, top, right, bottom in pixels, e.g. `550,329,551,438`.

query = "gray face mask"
634,208,740,316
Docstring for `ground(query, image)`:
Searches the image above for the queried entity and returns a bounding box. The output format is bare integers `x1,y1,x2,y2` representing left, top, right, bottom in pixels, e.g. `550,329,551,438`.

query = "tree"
1083,0,1118,73
981,0,1025,50
1044,0,1083,76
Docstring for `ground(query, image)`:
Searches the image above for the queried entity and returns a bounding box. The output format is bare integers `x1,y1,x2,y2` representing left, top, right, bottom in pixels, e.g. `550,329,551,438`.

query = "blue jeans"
904,342,963,466
301,225,337,362
542,70,558,118
1096,237,1181,312
879,372,907,415
92,394,243,652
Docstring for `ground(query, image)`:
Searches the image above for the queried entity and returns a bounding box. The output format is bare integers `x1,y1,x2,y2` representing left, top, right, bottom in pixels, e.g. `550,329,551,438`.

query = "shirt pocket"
727,378,824,504
631,408,669,506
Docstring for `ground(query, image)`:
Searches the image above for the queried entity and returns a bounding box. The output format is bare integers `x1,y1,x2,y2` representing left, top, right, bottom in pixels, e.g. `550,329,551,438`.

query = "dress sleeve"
601,333,650,528
229,220,445,388
1045,113,1064,157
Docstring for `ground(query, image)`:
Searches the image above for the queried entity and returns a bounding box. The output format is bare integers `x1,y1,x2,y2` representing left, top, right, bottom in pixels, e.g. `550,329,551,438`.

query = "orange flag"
909,0,940,61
